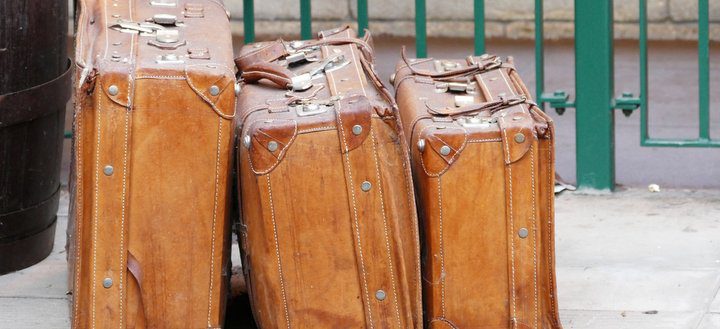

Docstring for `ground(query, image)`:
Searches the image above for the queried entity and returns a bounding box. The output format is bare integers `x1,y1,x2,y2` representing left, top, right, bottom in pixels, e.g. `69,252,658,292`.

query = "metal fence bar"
474,0,485,55
639,0,649,142
639,0,717,147
415,0,427,57
357,0,368,37
300,0,312,39
534,0,544,102
698,0,710,140
243,0,255,43
574,0,615,190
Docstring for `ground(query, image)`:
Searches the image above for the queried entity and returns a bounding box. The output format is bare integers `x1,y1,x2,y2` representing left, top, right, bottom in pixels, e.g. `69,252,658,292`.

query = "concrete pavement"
1,188,719,328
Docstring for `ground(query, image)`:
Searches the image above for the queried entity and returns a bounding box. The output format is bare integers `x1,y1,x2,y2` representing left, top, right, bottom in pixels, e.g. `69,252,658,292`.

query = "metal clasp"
289,55,350,91
435,81,477,94
456,116,497,128
151,0,177,7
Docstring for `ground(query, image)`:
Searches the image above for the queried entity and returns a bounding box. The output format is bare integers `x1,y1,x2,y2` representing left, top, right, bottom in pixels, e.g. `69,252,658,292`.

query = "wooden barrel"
0,0,70,274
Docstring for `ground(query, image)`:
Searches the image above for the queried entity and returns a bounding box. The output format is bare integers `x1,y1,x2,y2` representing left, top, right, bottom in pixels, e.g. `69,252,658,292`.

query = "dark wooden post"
0,0,71,274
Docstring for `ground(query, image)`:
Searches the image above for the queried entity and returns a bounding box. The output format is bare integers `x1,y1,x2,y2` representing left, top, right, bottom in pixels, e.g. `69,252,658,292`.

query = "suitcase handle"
400,46,504,80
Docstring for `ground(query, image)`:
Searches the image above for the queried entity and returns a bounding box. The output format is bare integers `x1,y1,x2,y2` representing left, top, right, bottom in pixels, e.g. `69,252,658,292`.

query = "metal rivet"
518,228,529,238
375,290,386,301
352,124,363,136
267,141,278,152
514,133,525,144
234,83,241,95
102,278,113,288
439,145,451,156
389,73,396,85
103,165,114,176
108,85,119,96
209,85,220,96
361,181,372,192
243,135,251,148
417,139,426,152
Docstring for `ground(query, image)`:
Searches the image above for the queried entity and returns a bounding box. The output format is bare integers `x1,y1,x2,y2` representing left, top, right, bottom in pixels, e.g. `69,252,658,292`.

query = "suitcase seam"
265,174,291,329
369,130,403,327
91,83,103,329
502,122,518,324
335,94,374,329
207,117,223,327
437,176,446,318
328,34,375,327
531,145,539,329
72,79,85,328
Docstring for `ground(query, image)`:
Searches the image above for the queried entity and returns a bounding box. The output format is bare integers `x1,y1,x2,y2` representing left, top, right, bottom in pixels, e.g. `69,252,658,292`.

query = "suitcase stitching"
335,99,374,328
531,145,539,329
91,83,103,329
546,139,558,325
184,64,236,120
437,176,446,317
297,125,335,134
501,120,518,324
329,35,375,327
370,130,403,327
265,174,291,329
245,119,298,175
207,117,224,327
417,125,469,177
72,77,85,328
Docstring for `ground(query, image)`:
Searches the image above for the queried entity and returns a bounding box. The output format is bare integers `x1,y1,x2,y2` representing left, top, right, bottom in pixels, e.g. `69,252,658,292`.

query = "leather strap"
425,95,535,117
0,60,73,128
234,40,289,72
399,47,503,80
240,62,293,88
127,251,148,326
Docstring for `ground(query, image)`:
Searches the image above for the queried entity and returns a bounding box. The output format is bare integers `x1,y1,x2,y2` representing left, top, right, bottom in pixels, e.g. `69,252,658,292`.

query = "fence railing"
233,0,718,189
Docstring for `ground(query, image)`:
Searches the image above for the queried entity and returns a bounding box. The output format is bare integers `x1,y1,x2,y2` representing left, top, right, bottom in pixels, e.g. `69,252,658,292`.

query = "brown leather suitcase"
234,27,422,328
68,0,236,327
393,53,562,329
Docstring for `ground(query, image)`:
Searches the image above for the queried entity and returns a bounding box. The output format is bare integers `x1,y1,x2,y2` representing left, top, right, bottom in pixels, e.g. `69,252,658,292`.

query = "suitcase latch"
188,48,211,60
456,116,497,128
435,81,477,94
184,3,205,18
148,29,187,49
151,0,177,7
155,53,184,64
292,102,333,117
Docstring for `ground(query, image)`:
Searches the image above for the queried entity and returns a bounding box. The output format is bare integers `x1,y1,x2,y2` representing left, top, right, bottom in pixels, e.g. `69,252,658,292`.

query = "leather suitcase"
393,53,562,329
234,27,422,328
68,0,236,327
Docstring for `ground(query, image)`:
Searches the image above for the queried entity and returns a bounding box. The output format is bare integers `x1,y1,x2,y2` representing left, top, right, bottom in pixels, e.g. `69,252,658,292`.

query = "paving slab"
1,188,719,328
0,297,70,329
697,313,720,329
560,309,704,329
557,266,720,312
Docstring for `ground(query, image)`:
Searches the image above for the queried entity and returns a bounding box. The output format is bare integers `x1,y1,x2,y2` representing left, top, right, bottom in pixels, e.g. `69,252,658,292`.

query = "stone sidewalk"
1,188,719,328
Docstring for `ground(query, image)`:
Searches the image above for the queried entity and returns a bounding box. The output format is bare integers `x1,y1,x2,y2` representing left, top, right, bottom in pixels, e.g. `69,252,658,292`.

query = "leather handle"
240,62,293,89
127,251,148,325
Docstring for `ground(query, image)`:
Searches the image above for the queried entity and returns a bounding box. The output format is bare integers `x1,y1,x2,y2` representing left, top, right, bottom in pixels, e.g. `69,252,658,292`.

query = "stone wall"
226,0,720,41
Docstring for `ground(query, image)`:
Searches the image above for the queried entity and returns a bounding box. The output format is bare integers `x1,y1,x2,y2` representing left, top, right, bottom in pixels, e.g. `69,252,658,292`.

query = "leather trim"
418,125,469,177
335,95,372,153
185,63,236,119
245,119,298,175
498,111,536,165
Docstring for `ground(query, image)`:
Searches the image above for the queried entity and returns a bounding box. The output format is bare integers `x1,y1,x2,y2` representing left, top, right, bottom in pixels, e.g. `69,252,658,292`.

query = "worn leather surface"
394,56,562,329
235,27,422,328
68,0,235,328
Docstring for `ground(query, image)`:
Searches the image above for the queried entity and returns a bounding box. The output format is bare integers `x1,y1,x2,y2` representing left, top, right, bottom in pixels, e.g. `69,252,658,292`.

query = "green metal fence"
237,0,716,189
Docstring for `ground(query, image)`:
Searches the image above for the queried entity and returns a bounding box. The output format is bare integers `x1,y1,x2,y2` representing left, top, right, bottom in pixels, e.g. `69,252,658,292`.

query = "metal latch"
110,20,164,35
151,0,177,7
290,55,350,91
434,60,460,73
456,116,497,128
435,82,477,94
150,14,180,26
188,48,211,60
292,102,332,117
184,3,205,18
155,53,184,64
148,29,187,49
454,95,475,107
